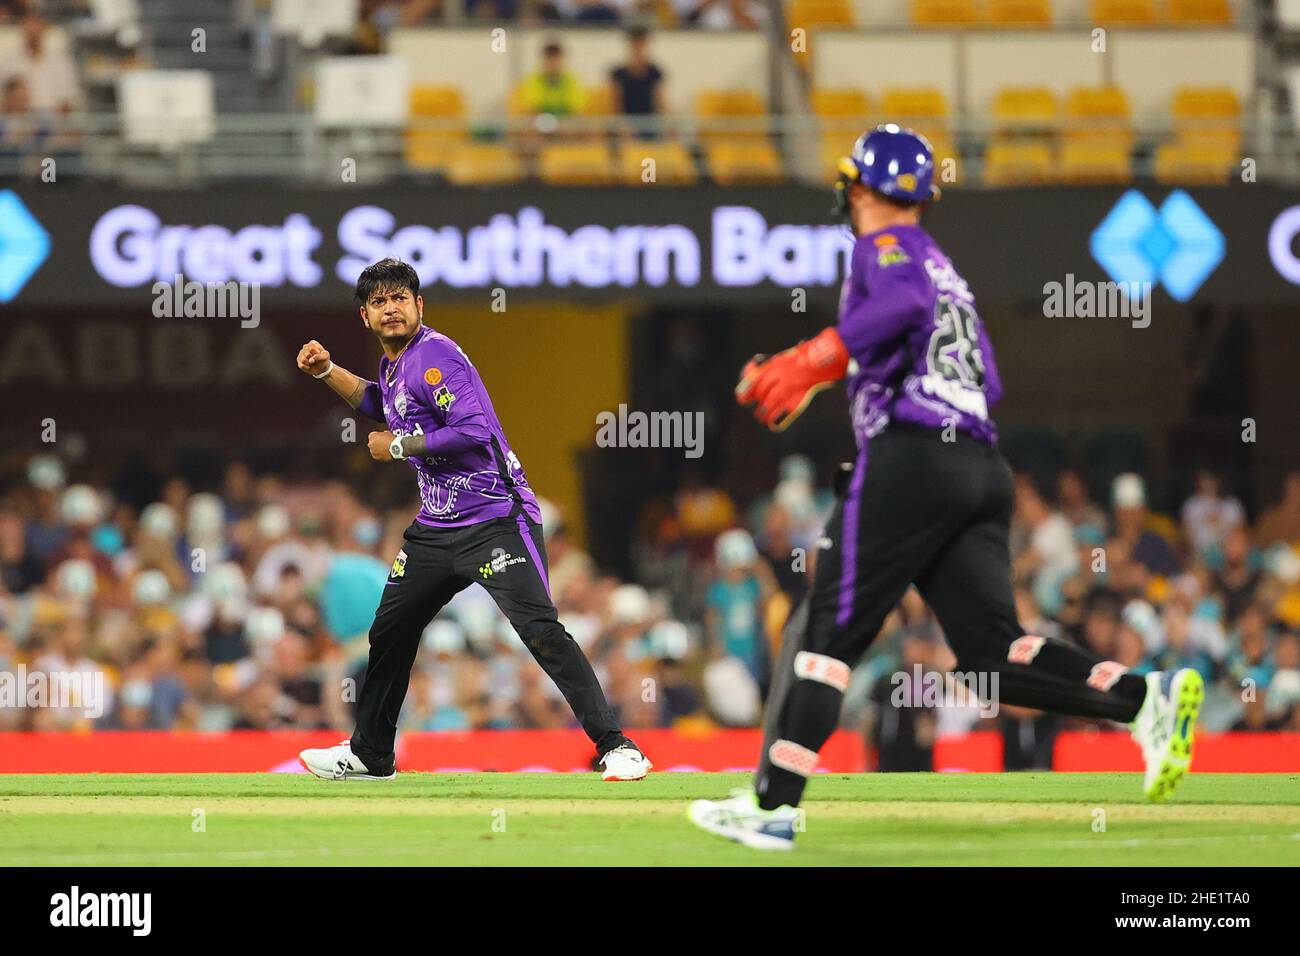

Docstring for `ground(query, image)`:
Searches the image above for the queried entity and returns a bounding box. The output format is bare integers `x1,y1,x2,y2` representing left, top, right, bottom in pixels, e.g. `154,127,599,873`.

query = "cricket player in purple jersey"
689,126,1203,850
296,258,649,782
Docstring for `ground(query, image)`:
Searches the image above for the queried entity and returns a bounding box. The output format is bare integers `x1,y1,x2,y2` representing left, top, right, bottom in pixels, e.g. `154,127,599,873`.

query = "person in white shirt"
2,14,81,116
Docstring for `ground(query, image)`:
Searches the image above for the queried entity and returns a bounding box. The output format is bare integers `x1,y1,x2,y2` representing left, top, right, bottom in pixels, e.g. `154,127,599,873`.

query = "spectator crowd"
2,448,1299,768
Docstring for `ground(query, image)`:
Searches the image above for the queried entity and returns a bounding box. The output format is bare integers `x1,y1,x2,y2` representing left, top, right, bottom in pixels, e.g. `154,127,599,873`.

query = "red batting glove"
735,327,850,432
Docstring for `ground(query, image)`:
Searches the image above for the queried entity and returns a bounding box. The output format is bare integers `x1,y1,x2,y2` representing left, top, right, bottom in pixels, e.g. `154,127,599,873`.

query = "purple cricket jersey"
369,325,542,528
837,224,1003,452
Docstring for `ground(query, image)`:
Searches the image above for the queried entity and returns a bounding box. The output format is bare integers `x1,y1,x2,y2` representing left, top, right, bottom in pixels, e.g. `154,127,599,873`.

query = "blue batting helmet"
833,124,941,219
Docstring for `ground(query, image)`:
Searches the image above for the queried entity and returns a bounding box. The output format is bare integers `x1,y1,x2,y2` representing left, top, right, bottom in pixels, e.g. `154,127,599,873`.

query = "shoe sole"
686,801,794,852
298,756,396,781
1145,670,1204,802
602,759,653,782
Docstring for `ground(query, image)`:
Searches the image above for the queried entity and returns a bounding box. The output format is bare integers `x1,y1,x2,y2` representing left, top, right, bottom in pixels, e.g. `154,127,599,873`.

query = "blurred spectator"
705,529,774,685
1,13,81,115
609,27,664,136
1110,473,1180,579
1182,470,1245,560
1255,471,1300,547
1012,473,1078,618
675,0,767,28
519,40,585,120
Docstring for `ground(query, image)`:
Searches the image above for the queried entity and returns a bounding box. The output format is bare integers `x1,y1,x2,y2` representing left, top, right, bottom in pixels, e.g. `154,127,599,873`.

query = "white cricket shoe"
298,740,395,781
1130,669,1203,802
598,744,652,781
689,788,799,851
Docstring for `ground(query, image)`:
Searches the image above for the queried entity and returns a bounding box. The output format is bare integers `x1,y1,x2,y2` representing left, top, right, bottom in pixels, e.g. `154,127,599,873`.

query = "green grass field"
1,772,1297,866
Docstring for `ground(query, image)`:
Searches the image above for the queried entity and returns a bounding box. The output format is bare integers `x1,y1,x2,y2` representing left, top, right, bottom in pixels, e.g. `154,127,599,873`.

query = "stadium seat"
787,0,855,27
812,88,874,150
405,85,466,172
1171,86,1241,139
911,0,978,26
538,142,617,185
1064,86,1133,146
987,0,1053,26
582,85,614,117
443,142,524,185
617,141,698,185
879,88,951,142
982,138,1056,185
706,140,785,184
993,87,1060,135
1154,139,1238,184
695,90,769,145
1166,0,1233,25
1089,0,1157,25
1059,140,1131,183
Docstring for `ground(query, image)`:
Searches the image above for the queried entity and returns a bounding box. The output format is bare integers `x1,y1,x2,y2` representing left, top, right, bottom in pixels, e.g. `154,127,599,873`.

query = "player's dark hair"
870,186,922,211
354,258,420,304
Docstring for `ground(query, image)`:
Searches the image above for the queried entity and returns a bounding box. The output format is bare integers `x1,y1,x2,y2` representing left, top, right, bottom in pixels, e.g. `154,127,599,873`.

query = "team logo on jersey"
434,385,456,412
478,551,526,578
394,387,408,418
877,246,911,268
390,549,408,578
424,367,442,386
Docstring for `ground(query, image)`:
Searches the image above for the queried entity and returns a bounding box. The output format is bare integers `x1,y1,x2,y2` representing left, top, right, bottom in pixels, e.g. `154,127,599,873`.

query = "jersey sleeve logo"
434,385,456,412
424,367,442,386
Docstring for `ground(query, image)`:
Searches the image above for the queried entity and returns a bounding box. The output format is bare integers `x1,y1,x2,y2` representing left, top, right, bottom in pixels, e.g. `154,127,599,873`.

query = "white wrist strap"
312,361,334,380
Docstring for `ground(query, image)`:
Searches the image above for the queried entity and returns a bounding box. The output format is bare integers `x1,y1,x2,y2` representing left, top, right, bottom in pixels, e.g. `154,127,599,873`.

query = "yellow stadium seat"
444,143,524,185
983,139,1056,185
1060,140,1131,183
812,88,873,145
1167,0,1232,25
811,88,873,118
538,142,617,185
706,140,785,184
1154,140,1237,184
405,85,467,171
993,86,1060,134
912,0,977,26
880,87,951,140
987,0,1052,26
695,90,768,144
1171,86,1242,150
1064,86,1133,148
582,85,614,117
1089,0,1156,25
617,140,698,185
787,0,855,27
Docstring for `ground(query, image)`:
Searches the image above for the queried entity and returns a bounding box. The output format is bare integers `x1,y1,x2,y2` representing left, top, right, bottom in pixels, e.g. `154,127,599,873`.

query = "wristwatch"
389,436,406,460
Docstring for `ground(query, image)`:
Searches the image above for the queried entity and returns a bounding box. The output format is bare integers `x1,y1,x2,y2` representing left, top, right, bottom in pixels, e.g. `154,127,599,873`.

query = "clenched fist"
297,340,332,378
368,430,398,461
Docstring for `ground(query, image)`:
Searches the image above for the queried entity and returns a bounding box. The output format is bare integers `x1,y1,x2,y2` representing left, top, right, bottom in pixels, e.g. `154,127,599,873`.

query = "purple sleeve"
837,238,929,357
356,381,385,423
420,425,478,458
415,344,492,446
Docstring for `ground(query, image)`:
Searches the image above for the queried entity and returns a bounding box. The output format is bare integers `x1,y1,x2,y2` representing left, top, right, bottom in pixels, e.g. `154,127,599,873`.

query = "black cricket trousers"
755,424,1147,808
349,511,629,773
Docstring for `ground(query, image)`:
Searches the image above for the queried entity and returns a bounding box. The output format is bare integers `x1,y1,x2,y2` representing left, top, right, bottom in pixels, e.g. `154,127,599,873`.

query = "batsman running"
689,125,1202,850
296,258,650,782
